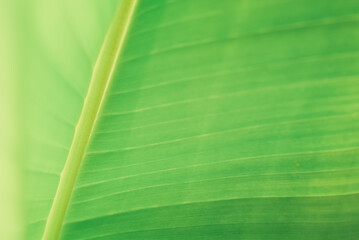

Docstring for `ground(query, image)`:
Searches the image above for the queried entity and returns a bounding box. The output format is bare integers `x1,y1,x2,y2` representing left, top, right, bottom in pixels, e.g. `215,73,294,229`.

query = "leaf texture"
25,0,359,239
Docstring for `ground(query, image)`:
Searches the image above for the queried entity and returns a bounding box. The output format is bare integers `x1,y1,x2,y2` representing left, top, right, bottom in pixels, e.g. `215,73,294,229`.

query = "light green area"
3,0,359,239
41,1,137,239
21,0,120,239
0,1,23,239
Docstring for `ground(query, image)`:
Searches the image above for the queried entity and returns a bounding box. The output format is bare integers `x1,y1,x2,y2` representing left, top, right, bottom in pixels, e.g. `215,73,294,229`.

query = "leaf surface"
23,0,359,239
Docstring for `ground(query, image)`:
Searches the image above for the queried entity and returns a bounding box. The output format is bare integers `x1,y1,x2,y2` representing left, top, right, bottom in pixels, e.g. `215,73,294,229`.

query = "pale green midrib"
41,1,138,239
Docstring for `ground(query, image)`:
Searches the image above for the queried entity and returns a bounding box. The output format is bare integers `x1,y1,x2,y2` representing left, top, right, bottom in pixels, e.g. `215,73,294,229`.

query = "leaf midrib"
41,1,138,239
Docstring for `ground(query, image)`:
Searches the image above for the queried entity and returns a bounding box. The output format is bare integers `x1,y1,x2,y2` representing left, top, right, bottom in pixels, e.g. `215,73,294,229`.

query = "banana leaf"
2,0,359,239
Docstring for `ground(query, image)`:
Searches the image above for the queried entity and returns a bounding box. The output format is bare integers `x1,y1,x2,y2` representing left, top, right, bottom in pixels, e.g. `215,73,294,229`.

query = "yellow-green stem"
41,1,138,239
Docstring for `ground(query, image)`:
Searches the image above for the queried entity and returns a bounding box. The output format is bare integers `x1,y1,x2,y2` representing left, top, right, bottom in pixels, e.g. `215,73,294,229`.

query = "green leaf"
15,0,359,239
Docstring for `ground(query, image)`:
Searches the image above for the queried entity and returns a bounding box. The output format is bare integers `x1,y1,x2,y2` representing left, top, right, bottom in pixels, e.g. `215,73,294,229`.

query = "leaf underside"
25,0,359,239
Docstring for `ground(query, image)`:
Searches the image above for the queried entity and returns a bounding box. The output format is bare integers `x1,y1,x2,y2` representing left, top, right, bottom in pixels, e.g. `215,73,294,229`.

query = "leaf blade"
60,0,359,239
